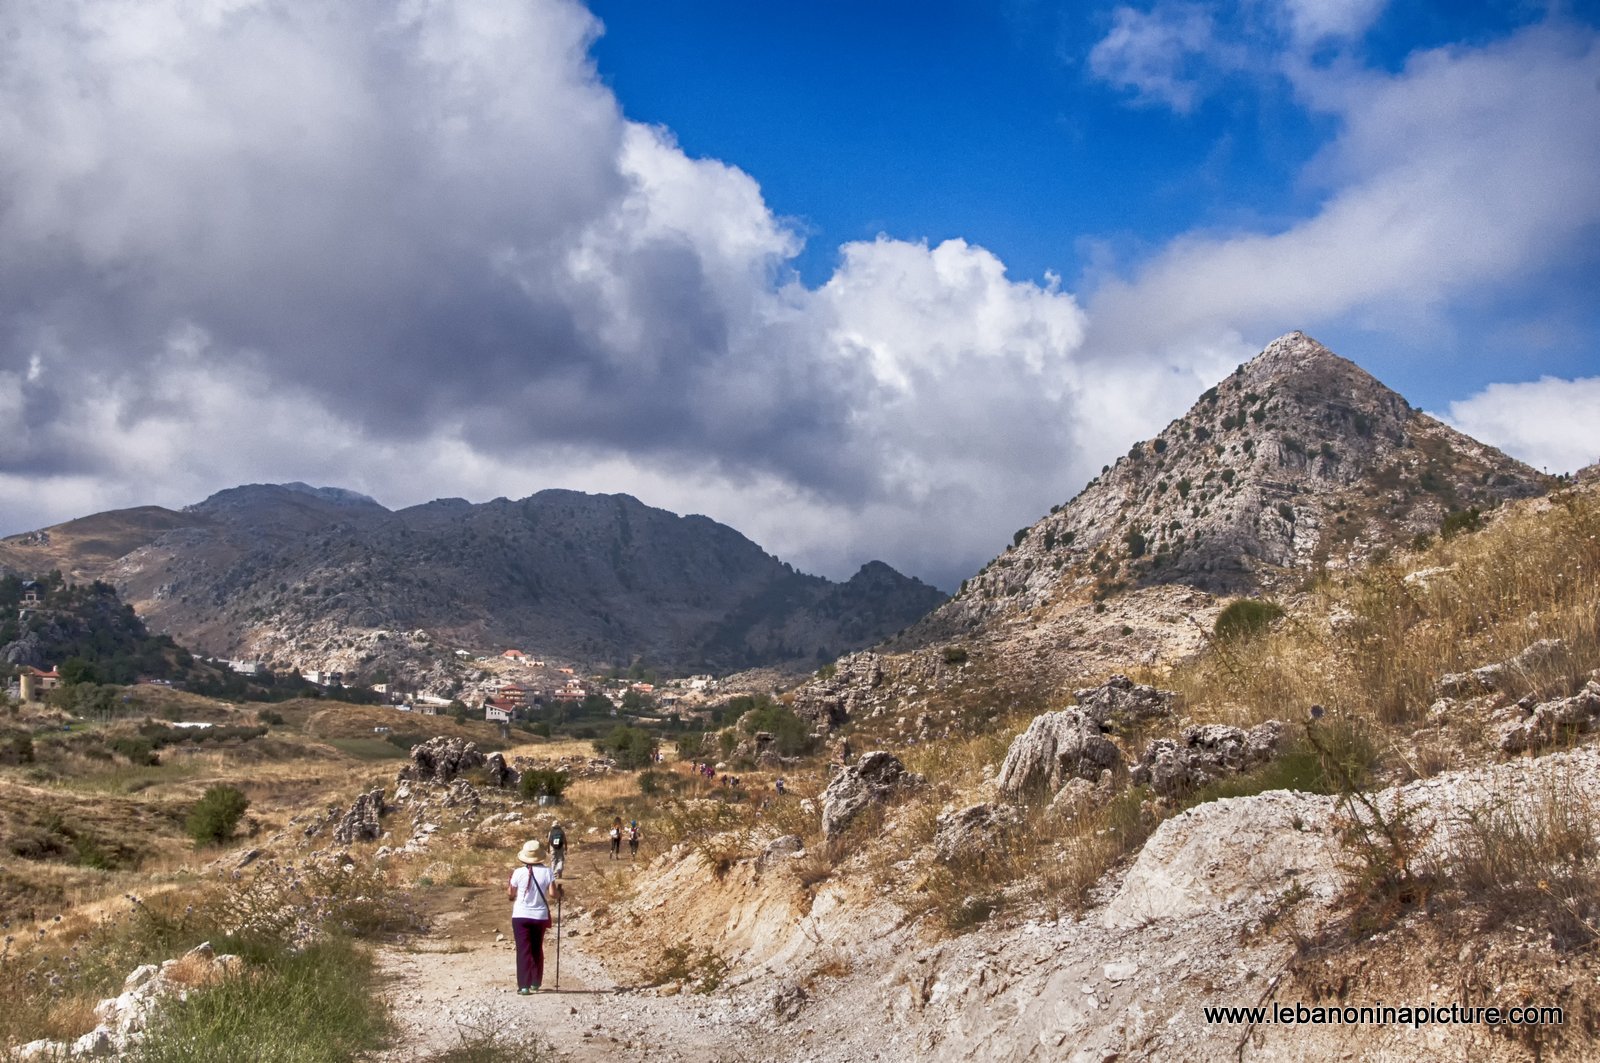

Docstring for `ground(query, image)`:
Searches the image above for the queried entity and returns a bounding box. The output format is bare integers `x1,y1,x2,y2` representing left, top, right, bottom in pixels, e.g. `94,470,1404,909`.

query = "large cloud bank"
1,1,1596,588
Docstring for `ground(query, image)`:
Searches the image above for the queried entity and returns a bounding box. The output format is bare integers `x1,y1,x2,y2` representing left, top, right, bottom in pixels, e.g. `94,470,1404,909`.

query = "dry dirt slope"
524,750,1600,1063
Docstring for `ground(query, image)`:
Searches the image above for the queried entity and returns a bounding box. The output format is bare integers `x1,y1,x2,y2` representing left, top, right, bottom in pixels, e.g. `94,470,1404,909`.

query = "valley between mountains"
4,332,1599,1062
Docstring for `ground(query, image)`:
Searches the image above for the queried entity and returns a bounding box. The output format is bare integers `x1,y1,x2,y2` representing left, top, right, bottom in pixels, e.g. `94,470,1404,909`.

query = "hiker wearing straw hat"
506,839,563,994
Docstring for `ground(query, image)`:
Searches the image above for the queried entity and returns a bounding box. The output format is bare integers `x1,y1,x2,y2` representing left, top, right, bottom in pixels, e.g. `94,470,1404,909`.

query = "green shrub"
1214,598,1286,642
1124,530,1147,558
736,704,815,757
186,785,249,846
1440,507,1482,540
518,768,570,801
593,725,656,769
675,731,712,761
4,731,33,764
941,646,969,665
110,735,158,765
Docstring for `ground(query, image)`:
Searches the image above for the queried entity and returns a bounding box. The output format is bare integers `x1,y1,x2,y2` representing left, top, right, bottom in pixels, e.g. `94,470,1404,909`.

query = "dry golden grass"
801,948,854,987
870,483,1600,934
1169,487,1600,731
1444,770,1600,950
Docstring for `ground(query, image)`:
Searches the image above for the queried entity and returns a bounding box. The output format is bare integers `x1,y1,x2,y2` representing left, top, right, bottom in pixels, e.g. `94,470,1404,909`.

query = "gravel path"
376,843,766,1063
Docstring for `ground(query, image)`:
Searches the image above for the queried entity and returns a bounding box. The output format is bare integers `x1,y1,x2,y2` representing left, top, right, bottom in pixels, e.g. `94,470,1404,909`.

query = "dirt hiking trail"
376,840,766,1063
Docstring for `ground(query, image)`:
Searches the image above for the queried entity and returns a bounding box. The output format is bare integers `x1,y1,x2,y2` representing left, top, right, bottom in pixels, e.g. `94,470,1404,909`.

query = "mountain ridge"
1,487,945,678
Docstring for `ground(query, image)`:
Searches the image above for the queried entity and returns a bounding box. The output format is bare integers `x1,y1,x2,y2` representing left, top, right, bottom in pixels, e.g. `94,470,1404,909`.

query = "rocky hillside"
791,333,1551,731
918,332,1546,639
1,483,944,676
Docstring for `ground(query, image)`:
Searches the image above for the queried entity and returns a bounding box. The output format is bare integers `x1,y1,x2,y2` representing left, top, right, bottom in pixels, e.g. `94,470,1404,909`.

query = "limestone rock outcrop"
1497,677,1600,753
17,942,244,1060
1435,638,1567,699
996,711,1121,799
1129,721,1285,798
332,787,386,844
791,652,884,730
400,736,485,785
485,751,518,789
821,752,914,838
932,803,1018,863
1072,674,1176,724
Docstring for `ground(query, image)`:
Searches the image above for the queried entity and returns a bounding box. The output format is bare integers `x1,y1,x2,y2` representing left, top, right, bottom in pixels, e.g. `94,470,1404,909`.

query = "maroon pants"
512,917,551,989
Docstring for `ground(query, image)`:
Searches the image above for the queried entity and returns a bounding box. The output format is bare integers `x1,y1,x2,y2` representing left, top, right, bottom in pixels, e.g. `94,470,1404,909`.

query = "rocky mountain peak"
188,482,388,521
909,332,1548,642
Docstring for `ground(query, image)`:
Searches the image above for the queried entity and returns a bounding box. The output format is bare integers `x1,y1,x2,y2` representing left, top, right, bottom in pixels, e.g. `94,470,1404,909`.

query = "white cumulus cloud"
1443,377,1600,475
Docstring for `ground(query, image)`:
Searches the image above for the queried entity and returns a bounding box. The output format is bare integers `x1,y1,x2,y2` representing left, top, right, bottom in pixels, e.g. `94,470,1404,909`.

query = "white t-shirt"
509,864,554,920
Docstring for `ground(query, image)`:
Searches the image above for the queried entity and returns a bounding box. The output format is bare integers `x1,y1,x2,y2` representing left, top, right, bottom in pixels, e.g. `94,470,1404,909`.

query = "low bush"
643,941,731,994
185,785,249,846
429,1022,552,1063
1213,598,1285,642
735,704,814,757
1440,506,1483,540
593,725,655,769
518,769,570,802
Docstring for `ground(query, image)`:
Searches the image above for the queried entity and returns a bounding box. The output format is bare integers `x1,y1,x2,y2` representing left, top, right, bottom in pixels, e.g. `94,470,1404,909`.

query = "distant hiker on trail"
506,839,562,994
547,821,567,879
627,819,640,859
609,816,623,860
775,777,786,796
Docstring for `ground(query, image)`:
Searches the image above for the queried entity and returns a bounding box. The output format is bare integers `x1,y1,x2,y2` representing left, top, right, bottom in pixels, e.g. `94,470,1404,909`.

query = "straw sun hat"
517,839,543,864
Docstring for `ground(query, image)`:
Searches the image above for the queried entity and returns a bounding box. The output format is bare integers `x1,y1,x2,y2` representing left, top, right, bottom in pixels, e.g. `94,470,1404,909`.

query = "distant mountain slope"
8,486,945,675
0,507,205,584
898,330,1549,646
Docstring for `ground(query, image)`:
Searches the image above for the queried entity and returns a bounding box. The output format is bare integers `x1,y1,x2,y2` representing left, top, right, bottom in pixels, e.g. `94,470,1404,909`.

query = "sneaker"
530,983,541,992
518,987,532,996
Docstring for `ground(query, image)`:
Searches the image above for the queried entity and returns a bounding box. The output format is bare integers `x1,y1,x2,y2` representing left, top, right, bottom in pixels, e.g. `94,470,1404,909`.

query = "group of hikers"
505,812,648,992
507,755,801,993
609,815,641,859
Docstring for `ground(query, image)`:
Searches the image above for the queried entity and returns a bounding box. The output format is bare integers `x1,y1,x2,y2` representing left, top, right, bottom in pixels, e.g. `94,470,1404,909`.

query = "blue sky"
1,0,1598,589
583,0,1600,410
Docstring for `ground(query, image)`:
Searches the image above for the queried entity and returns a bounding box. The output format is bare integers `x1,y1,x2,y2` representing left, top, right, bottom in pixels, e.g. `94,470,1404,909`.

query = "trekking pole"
554,895,561,989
